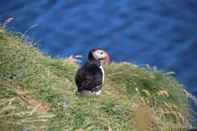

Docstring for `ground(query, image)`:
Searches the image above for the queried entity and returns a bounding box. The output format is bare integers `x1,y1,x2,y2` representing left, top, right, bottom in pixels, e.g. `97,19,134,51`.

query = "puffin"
75,48,111,96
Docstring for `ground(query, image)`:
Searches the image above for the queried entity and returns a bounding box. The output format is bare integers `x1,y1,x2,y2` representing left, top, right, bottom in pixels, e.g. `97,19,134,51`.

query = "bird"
75,48,111,96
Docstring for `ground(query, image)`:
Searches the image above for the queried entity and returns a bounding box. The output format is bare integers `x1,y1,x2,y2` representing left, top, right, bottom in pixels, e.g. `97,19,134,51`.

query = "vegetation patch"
0,27,191,131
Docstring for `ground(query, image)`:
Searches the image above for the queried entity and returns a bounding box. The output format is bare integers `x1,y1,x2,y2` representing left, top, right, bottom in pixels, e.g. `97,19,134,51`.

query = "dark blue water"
0,0,197,97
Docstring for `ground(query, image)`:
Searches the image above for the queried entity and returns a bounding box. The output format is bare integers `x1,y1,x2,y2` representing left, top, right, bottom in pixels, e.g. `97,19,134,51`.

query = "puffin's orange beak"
103,53,111,65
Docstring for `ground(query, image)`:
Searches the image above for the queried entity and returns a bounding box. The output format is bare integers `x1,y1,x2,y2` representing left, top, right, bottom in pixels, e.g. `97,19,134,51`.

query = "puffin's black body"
75,49,109,95
75,60,103,93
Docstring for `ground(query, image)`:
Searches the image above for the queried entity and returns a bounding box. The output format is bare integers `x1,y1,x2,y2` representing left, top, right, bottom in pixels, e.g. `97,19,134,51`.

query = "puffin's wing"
75,62,103,92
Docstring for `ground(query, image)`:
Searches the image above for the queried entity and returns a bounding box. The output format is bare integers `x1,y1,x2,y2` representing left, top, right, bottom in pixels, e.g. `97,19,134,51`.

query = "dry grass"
133,104,154,131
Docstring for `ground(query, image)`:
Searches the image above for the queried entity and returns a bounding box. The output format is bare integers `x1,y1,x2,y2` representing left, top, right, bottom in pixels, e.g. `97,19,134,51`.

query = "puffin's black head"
88,48,111,64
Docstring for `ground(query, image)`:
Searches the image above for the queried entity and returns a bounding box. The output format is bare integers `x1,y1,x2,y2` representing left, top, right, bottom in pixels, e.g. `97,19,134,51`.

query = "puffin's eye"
100,51,104,55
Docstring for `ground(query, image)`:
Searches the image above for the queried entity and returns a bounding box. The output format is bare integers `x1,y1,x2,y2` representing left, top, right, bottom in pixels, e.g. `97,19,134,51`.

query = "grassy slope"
0,27,190,131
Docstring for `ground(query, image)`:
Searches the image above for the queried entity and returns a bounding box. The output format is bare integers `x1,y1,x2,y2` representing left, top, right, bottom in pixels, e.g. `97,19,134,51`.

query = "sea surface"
0,0,197,97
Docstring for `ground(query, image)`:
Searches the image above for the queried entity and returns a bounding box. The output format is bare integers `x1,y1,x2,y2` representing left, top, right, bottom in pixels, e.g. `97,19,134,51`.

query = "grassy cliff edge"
0,27,190,131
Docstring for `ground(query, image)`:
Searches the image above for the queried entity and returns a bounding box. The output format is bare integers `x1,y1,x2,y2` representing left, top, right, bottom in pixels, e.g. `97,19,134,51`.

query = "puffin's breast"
99,65,104,84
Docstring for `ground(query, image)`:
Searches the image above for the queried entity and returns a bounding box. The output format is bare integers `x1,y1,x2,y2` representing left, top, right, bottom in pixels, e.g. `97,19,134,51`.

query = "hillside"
0,27,190,131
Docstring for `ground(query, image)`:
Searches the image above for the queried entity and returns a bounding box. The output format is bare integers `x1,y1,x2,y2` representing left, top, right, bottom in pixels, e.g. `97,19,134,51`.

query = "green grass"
0,27,191,131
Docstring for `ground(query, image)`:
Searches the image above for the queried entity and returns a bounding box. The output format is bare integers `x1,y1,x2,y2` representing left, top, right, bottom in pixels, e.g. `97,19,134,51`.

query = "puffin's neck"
88,59,102,67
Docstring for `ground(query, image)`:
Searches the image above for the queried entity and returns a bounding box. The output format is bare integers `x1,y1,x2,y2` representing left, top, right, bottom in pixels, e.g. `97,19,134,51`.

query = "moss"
0,27,191,131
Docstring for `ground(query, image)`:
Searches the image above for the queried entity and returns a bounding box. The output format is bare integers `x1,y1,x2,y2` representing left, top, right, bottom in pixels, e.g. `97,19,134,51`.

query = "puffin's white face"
92,49,108,61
